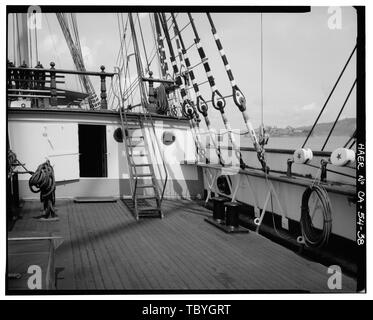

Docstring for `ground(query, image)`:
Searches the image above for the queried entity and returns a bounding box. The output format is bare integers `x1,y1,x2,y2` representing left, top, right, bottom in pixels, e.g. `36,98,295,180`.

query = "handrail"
7,66,115,77
114,69,135,198
114,68,168,204
7,61,113,109
143,107,169,204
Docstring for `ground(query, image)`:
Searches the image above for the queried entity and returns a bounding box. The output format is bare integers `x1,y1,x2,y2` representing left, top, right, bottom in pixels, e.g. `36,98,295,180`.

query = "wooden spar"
153,13,168,78
128,13,148,107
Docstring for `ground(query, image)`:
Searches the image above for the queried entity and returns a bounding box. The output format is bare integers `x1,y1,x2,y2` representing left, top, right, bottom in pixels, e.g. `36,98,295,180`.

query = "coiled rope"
7,149,33,176
300,185,332,248
29,160,57,219
8,150,17,168
154,83,169,114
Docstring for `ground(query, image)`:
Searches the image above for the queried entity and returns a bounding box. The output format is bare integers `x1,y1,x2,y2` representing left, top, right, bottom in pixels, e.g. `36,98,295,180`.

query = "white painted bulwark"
44,123,79,182
9,122,80,182
8,109,203,200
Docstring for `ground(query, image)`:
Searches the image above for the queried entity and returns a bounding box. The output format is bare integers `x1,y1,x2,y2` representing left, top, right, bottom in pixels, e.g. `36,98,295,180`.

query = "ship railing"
7,61,115,109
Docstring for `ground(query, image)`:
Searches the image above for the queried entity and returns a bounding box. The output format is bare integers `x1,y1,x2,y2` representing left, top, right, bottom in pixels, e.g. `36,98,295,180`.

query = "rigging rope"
159,13,192,116
12,14,16,64
171,13,222,165
7,150,33,176
128,13,148,105
149,13,163,78
154,13,169,79
343,129,356,149
45,15,62,68
188,12,246,169
159,13,206,161
260,13,264,127
34,25,39,65
302,44,357,148
206,12,268,172
154,84,169,113
15,14,21,65
28,20,32,66
137,13,151,74
321,79,356,151
56,12,100,109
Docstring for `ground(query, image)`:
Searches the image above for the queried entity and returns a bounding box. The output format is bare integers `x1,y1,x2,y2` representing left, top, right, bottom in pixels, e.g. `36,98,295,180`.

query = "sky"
7,7,357,131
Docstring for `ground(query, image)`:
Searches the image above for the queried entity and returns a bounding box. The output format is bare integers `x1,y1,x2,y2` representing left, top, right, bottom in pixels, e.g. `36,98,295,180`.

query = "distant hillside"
255,118,356,137
296,117,356,136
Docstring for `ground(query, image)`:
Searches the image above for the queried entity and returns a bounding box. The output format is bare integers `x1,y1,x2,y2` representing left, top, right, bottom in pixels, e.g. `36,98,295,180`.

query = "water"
241,135,352,152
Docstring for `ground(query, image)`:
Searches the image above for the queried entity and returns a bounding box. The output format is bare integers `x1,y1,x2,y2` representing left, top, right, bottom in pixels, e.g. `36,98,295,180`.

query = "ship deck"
8,199,357,293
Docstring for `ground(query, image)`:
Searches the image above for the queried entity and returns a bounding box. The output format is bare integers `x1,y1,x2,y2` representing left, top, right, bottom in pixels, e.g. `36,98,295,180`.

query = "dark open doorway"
78,124,107,178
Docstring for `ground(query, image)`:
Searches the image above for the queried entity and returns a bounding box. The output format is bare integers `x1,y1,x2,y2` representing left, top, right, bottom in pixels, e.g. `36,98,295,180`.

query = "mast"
153,13,168,78
56,13,101,109
14,13,30,66
128,12,148,107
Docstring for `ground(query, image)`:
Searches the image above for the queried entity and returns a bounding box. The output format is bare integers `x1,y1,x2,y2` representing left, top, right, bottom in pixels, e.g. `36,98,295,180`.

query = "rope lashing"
158,13,206,161
29,160,57,219
137,13,151,75
188,12,246,169
154,83,169,114
171,13,202,124
300,185,332,248
154,13,169,77
8,150,17,169
7,149,33,176
171,13,224,166
206,12,268,173
158,13,194,119
187,13,226,113
206,13,246,112
128,13,148,105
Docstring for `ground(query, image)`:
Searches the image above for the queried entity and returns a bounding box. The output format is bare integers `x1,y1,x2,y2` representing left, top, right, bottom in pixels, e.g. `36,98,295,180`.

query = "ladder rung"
131,163,151,167
138,207,161,213
138,211,162,218
136,195,158,200
128,144,145,148
136,183,155,189
127,136,144,139
127,126,141,130
129,153,148,157
136,173,153,177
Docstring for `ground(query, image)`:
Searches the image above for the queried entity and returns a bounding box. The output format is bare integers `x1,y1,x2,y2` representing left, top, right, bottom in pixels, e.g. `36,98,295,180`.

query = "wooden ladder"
119,107,164,220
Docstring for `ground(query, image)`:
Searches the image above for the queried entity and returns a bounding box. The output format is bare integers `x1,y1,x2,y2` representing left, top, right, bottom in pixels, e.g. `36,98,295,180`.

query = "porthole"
113,128,123,142
162,131,176,145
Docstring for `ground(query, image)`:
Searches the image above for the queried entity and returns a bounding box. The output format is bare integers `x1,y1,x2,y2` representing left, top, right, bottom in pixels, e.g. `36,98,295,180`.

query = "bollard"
225,202,240,228
211,197,227,222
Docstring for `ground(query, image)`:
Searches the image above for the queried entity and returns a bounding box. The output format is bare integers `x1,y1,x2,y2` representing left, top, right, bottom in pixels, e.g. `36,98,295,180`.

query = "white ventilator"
330,147,355,166
293,148,313,164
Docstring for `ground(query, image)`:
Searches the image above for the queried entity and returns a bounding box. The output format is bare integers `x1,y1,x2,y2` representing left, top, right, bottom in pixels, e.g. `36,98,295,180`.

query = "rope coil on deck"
300,185,332,248
29,160,57,219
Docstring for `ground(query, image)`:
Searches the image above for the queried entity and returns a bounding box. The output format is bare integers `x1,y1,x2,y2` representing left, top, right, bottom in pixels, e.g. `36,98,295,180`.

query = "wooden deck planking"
8,199,357,292
106,202,163,289
97,202,153,289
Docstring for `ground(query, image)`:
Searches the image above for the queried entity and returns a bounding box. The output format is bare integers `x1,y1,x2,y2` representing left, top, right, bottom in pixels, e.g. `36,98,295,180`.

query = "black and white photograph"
4,3,366,298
